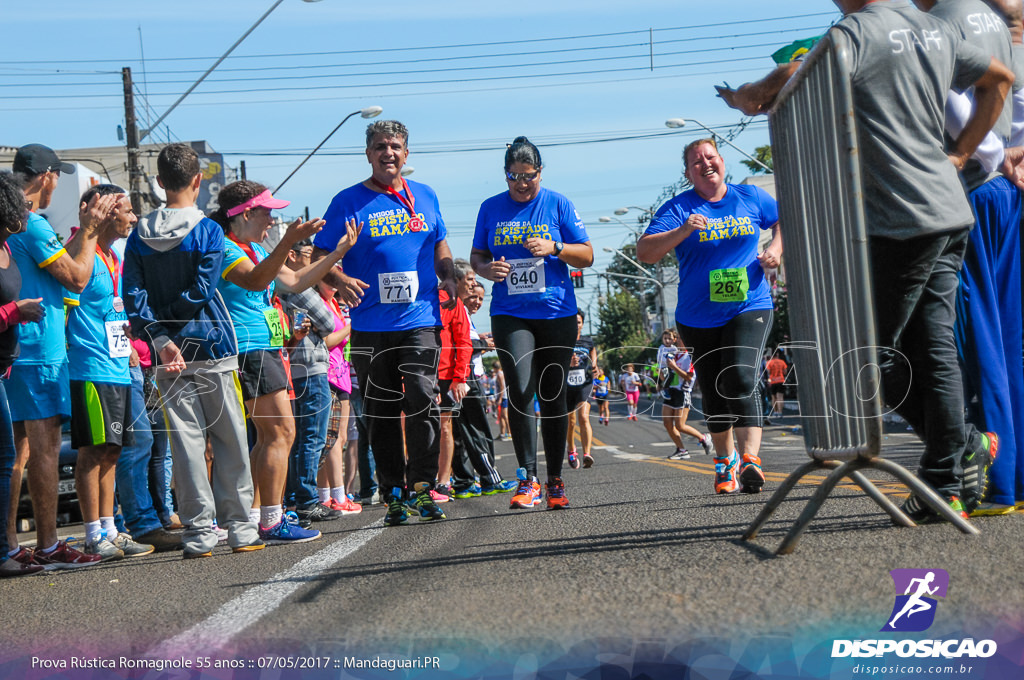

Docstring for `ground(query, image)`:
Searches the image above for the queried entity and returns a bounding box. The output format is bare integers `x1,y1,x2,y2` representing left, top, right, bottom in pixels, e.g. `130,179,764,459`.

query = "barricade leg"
743,460,824,540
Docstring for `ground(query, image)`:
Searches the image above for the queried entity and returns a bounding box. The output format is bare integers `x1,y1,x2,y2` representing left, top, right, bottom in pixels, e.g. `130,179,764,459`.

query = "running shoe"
454,483,482,499
510,467,542,509
699,433,715,456
384,488,409,527
567,449,581,470
0,555,43,577
897,493,968,524
111,533,155,557
545,477,569,510
583,452,594,468
283,511,313,529
413,482,447,521
85,538,124,562
430,487,452,504
259,520,322,545
183,549,213,560
327,497,363,514
668,448,690,461
970,502,1016,517
713,451,740,494
739,453,765,494
961,431,998,515
481,479,516,495
297,502,344,523
33,540,103,570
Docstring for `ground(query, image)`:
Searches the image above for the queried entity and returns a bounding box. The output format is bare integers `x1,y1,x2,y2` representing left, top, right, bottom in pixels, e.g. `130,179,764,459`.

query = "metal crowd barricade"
742,33,978,555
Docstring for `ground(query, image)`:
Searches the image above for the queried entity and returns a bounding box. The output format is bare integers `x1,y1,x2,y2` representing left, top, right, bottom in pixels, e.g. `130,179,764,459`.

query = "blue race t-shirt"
315,180,446,332
644,184,778,328
218,239,280,353
8,213,68,365
67,250,130,385
593,374,610,397
472,187,589,320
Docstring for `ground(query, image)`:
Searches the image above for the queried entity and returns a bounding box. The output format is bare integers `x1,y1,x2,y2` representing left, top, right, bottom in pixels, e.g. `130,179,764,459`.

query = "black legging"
678,308,772,434
491,314,577,479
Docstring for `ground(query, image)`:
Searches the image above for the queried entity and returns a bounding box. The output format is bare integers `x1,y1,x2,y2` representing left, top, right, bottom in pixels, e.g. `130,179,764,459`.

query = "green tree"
595,290,650,372
740,144,773,175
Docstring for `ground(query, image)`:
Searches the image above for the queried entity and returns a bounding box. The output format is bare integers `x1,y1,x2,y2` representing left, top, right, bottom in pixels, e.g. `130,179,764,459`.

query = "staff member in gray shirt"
831,0,1013,521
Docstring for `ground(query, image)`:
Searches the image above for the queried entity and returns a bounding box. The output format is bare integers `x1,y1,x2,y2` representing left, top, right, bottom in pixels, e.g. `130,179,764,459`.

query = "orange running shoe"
510,467,542,509
713,451,740,494
739,453,765,494
545,477,569,510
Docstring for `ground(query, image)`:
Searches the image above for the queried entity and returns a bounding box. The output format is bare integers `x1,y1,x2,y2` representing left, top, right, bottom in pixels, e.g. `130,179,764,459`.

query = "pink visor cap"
226,189,291,218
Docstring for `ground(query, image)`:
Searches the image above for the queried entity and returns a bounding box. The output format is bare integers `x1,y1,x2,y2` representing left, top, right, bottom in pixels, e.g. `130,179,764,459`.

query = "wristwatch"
553,241,564,256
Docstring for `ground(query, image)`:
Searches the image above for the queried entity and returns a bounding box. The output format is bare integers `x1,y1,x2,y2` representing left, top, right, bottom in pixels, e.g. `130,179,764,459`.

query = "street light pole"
275,106,383,192
602,246,668,335
665,118,771,173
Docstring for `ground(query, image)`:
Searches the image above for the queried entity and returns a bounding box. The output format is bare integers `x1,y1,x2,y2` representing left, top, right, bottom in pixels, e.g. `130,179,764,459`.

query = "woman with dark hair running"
210,180,357,542
471,137,593,510
637,138,781,495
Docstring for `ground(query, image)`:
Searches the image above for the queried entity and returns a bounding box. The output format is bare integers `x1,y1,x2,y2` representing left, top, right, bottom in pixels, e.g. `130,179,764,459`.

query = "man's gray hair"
365,120,409,148
453,258,473,282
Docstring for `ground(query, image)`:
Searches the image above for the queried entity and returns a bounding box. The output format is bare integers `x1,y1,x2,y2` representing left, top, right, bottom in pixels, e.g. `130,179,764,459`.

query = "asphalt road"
2,395,1022,678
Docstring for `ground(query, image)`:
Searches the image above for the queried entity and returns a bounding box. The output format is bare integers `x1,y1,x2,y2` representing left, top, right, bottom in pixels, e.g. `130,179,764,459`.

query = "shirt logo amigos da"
367,209,430,238
696,215,758,243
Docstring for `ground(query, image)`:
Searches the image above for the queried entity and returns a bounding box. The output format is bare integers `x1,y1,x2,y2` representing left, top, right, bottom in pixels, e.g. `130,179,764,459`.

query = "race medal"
111,296,124,314
264,308,284,347
407,215,424,232
506,258,546,295
709,267,749,303
105,321,132,358
378,271,419,304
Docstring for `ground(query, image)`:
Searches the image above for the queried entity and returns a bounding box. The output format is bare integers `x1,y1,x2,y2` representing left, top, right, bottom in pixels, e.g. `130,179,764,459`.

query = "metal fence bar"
744,33,976,554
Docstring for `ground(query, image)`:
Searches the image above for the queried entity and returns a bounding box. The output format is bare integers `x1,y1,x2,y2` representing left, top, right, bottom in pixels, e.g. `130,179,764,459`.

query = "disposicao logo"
882,568,948,633
831,568,998,659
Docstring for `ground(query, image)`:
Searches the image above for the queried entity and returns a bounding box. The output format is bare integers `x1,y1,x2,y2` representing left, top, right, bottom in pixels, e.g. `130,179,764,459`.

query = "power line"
0,12,836,65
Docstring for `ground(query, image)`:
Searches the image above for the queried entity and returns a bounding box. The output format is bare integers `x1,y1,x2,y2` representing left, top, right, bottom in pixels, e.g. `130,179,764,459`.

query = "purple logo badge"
881,569,949,632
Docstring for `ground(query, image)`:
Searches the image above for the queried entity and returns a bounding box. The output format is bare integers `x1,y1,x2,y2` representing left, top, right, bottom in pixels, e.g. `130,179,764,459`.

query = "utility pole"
122,67,144,214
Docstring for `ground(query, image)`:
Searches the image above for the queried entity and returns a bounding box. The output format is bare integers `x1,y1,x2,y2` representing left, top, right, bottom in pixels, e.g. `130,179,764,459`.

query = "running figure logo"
881,568,949,632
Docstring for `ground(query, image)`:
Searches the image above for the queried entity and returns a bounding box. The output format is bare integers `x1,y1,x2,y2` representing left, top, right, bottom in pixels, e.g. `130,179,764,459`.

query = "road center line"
146,519,383,658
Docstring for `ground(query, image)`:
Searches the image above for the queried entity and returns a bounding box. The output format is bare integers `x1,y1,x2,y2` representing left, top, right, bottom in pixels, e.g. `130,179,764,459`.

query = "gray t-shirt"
832,0,991,239
931,0,1014,189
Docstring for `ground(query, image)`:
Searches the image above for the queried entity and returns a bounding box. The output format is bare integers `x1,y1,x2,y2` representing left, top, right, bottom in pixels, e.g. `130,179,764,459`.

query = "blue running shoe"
385,487,409,527
413,482,446,521
454,483,482,499
481,479,517,495
259,520,321,545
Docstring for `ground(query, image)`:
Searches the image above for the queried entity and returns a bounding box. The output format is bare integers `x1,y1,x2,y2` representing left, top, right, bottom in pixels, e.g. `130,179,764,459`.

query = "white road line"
648,442,675,447
147,519,382,658
592,445,652,461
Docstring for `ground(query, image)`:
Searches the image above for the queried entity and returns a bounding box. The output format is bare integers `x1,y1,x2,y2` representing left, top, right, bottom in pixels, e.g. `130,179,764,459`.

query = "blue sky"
2,1,840,330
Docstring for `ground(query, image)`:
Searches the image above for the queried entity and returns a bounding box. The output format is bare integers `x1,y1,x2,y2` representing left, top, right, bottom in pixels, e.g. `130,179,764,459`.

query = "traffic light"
570,269,584,288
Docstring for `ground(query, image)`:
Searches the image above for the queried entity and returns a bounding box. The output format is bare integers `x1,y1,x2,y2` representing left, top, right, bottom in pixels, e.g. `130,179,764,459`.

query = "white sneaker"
85,538,125,562
700,434,715,456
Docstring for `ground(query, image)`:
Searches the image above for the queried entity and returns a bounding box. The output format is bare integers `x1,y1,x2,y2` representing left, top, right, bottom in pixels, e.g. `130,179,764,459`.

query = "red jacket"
438,290,471,384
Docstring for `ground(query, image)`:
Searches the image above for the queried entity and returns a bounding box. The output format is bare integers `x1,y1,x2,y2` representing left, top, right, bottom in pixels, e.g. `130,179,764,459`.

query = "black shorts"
237,349,290,402
70,380,134,449
661,387,692,410
594,394,608,405
566,382,593,409
437,378,462,412
770,383,786,397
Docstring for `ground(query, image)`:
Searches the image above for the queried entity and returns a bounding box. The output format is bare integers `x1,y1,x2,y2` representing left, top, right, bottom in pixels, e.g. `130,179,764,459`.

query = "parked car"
15,430,80,531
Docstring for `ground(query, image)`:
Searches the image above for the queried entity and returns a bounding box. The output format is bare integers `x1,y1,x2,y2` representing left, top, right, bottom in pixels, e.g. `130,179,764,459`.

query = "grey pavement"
1,394,1020,675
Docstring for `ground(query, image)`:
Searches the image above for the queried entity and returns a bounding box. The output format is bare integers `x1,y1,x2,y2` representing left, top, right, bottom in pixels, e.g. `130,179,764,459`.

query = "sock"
261,505,283,529
85,520,104,545
101,516,117,541
331,486,346,504
8,547,20,558
248,507,261,524
39,541,59,554
318,487,330,503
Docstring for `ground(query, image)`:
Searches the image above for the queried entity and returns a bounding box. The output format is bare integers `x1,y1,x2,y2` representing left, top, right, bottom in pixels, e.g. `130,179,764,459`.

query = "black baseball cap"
12,144,75,176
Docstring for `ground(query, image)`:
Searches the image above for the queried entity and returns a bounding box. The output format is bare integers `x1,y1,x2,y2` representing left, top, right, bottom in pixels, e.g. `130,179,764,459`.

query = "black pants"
491,314,577,479
451,376,502,490
350,326,441,497
871,229,979,497
678,309,772,434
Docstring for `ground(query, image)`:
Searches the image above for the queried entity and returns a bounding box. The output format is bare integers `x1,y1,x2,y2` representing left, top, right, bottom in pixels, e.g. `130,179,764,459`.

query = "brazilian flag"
772,36,822,64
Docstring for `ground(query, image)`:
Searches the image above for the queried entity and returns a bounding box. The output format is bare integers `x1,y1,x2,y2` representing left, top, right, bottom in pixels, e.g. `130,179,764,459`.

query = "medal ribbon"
96,245,120,295
370,177,417,220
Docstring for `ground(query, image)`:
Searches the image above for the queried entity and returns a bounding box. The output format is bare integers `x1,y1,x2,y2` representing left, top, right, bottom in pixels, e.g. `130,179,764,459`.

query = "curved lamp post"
275,105,383,192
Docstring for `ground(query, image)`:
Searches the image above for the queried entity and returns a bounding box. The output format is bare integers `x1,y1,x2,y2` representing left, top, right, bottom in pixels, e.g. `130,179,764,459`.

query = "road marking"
592,444,651,461
147,519,382,658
